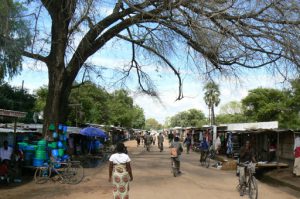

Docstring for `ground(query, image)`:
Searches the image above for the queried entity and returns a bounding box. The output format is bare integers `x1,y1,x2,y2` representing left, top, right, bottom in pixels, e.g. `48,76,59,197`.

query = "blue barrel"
33,158,44,167
52,149,59,157
24,151,34,165
57,141,64,148
53,132,58,138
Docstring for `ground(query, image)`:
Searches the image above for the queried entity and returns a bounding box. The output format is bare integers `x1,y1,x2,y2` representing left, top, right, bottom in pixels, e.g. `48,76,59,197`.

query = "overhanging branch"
117,34,183,100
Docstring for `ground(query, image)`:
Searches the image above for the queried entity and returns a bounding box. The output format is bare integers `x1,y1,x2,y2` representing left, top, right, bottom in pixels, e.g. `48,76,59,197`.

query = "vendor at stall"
0,140,13,163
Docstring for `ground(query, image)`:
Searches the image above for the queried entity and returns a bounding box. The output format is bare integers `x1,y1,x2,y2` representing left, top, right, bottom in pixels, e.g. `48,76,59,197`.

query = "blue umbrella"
80,127,108,138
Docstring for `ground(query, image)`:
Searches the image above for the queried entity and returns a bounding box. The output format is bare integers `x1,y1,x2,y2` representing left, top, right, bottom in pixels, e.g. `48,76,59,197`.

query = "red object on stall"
295,147,300,158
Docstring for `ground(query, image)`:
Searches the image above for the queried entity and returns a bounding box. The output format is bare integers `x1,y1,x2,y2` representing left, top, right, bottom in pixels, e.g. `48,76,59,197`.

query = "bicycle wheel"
248,176,258,199
64,163,84,184
34,167,51,184
205,157,210,168
205,155,210,168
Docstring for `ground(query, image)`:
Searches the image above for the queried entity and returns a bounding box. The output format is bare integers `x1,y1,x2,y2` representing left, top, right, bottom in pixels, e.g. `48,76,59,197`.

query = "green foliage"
219,101,242,115
107,89,135,127
242,88,286,122
216,113,248,124
145,118,162,130
131,105,145,129
169,109,207,128
35,83,145,128
240,87,300,129
0,82,36,123
68,82,110,126
203,82,221,108
203,81,220,125
34,86,48,112
0,0,31,79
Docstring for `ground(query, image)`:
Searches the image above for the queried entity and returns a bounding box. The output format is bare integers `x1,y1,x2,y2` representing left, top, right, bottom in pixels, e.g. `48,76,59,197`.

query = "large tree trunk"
42,63,73,136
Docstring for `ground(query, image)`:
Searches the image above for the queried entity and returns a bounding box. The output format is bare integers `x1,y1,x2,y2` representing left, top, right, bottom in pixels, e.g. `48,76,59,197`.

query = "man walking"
183,134,192,154
145,132,153,152
157,133,164,152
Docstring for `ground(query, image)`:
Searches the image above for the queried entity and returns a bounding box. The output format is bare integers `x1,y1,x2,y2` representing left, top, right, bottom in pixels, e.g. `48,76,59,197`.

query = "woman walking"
109,143,133,199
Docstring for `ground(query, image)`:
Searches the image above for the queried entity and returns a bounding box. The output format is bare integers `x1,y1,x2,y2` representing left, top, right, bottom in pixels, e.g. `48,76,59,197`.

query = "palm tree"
203,82,221,125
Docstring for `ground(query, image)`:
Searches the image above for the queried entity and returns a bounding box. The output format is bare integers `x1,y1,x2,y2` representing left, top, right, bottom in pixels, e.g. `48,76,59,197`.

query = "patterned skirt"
112,164,130,199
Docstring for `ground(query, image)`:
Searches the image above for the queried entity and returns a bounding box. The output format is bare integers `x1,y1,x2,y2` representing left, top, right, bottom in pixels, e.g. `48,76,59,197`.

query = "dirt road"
1,140,300,199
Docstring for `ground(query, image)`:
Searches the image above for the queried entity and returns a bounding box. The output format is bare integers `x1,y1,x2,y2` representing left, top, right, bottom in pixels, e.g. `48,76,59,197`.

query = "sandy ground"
1,140,300,199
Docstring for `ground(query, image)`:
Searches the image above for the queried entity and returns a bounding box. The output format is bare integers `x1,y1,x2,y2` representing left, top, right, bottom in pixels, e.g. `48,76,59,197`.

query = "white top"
0,146,13,160
109,153,131,164
295,137,300,150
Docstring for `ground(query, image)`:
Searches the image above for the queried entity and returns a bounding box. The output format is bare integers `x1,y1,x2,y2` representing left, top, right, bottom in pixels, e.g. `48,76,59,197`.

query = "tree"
169,109,206,127
34,86,48,113
216,101,246,124
216,113,247,124
280,78,300,129
219,101,242,115
0,82,36,123
204,81,220,125
67,82,110,126
131,105,145,129
145,118,162,130
10,1,300,134
242,87,288,124
35,84,145,128
0,0,31,79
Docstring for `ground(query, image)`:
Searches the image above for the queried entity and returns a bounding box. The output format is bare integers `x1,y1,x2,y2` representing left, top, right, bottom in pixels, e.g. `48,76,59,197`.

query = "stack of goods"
23,144,35,166
50,124,68,161
33,139,47,167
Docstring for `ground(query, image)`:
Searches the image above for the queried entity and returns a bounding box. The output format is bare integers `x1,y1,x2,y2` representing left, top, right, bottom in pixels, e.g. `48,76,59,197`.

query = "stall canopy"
80,127,108,138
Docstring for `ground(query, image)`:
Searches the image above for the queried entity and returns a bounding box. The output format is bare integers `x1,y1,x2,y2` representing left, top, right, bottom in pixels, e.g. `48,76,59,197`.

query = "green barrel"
58,149,64,157
35,150,47,160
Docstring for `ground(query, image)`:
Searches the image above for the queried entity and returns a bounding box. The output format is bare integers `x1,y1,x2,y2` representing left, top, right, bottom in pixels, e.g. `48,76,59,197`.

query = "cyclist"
170,136,183,174
199,139,209,163
238,140,256,196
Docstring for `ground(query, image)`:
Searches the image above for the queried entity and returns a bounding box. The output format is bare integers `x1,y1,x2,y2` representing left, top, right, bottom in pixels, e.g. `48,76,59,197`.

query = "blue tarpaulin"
80,127,108,138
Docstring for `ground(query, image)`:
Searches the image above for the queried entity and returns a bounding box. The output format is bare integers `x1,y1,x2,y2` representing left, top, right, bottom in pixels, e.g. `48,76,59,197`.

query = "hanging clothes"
293,136,300,176
226,132,233,155
199,132,203,141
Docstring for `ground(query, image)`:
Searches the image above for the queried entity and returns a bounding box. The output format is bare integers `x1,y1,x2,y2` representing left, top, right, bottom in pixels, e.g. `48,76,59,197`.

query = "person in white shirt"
0,140,13,164
109,142,133,199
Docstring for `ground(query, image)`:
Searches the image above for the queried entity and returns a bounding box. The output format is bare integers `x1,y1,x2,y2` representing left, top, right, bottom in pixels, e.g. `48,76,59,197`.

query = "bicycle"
34,160,84,185
200,148,215,168
237,162,258,199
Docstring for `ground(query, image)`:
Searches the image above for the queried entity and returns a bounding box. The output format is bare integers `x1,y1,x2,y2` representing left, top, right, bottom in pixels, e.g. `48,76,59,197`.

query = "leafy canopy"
168,108,206,128
0,0,31,79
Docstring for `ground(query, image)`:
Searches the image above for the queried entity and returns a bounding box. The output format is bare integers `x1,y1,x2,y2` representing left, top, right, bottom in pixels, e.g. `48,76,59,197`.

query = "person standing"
183,134,192,154
0,140,13,164
109,143,133,199
145,132,153,151
136,133,141,147
157,133,164,152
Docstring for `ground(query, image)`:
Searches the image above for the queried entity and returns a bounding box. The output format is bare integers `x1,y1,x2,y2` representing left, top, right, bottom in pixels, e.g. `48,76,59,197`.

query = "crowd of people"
107,131,258,199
